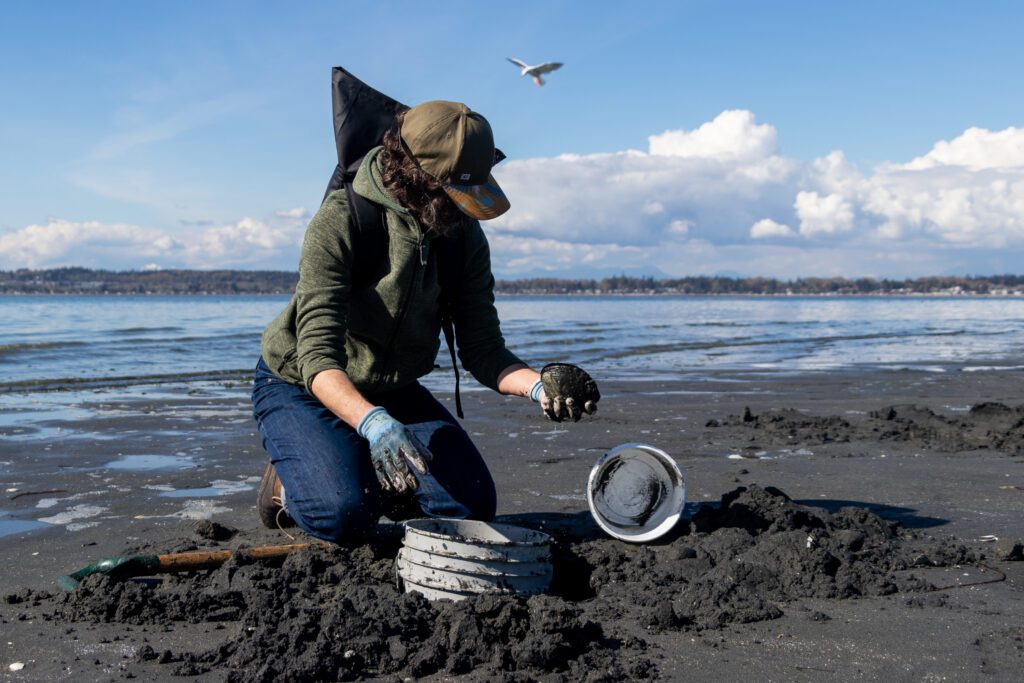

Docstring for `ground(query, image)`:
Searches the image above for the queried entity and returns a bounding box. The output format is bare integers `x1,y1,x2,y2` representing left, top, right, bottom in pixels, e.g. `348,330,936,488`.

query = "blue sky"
2,1,1023,277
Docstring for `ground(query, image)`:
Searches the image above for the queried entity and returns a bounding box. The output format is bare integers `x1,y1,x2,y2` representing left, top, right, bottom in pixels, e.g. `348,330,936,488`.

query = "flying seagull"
506,57,564,86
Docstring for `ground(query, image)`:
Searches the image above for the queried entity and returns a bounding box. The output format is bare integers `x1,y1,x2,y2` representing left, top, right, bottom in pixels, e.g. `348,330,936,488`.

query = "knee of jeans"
309,494,380,543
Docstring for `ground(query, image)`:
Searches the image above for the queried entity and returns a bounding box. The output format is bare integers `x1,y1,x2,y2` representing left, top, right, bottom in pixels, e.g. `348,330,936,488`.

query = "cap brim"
444,174,510,220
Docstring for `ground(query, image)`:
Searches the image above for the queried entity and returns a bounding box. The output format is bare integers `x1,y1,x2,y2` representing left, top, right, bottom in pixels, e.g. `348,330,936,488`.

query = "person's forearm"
496,363,540,397
309,368,376,429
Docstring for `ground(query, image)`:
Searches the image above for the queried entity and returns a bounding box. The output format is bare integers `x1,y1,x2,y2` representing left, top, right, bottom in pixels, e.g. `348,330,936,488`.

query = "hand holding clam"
537,362,600,422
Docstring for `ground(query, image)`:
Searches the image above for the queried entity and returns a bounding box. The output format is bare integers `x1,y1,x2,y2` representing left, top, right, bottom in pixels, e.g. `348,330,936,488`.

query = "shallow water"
102,455,196,471
159,478,258,498
1,294,1023,542
0,510,50,539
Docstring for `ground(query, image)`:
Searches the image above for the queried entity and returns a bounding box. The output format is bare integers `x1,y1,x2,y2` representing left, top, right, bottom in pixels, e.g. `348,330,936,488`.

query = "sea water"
2,294,1023,393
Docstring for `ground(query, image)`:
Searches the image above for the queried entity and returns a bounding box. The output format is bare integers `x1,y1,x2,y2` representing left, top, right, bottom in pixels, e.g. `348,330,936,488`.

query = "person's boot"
256,462,295,529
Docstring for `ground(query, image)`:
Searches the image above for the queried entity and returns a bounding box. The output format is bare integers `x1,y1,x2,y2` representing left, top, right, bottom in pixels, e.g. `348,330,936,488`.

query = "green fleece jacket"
261,147,523,396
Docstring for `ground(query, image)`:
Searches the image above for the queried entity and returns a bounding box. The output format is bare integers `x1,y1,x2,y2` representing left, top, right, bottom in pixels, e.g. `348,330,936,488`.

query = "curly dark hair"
378,115,467,235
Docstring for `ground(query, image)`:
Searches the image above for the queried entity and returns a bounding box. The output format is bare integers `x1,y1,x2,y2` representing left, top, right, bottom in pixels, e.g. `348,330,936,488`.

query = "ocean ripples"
0,369,252,394
2,295,1024,389
111,326,183,334
0,340,86,356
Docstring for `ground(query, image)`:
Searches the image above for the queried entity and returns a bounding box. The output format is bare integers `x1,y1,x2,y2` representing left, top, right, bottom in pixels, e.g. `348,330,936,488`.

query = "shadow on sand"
498,496,948,547
794,499,948,529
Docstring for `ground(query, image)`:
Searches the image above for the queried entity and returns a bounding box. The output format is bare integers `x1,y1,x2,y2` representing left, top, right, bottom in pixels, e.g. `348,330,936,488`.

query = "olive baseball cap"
400,100,510,220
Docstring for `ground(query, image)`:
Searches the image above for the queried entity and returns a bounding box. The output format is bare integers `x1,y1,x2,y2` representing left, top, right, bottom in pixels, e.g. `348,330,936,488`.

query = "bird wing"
506,57,530,69
534,62,563,74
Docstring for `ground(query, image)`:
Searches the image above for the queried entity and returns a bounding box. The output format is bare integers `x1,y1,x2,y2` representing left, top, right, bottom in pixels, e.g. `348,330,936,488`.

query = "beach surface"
1,366,1023,681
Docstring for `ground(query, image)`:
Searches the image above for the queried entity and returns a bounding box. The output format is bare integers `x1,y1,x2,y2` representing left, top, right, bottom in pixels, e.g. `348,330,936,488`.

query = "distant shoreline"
3,267,1024,297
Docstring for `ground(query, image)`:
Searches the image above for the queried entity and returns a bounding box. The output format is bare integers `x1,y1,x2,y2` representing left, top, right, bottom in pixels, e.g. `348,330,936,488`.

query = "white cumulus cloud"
0,220,170,269
904,126,1024,171
184,216,303,267
649,110,778,161
490,109,799,253
0,210,311,270
8,115,1024,278
794,191,855,236
803,127,1024,247
750,218,793,239
486,115,1024,276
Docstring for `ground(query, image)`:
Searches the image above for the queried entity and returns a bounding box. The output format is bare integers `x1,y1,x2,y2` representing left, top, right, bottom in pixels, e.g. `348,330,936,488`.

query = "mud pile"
708,402,1024,454
52,540,640,682
36,486,985,681
558,485,974,632
868,402,1024,454
706,406,854,444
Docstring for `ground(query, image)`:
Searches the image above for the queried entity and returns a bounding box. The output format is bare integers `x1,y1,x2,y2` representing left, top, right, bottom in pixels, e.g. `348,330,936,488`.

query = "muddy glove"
531,363,600,422
356,407,430,494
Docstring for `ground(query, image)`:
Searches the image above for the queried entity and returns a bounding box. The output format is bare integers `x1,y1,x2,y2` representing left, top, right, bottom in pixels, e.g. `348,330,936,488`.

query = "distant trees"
1,268,1023,296
0,268,298,294
492,274,1024,296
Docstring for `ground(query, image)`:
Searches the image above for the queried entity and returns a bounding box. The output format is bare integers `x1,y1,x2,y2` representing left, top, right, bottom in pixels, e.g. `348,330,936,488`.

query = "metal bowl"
587,443,686,542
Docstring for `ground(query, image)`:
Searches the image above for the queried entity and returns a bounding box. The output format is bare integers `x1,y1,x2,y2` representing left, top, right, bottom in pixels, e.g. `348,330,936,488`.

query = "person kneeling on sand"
251,100,599,540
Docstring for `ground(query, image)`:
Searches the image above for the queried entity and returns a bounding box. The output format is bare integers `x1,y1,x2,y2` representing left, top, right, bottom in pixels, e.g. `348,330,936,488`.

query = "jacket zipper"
371,233,425,392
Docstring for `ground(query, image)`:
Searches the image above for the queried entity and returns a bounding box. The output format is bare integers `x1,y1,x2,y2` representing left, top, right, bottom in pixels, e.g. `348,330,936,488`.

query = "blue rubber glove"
356,407,430,494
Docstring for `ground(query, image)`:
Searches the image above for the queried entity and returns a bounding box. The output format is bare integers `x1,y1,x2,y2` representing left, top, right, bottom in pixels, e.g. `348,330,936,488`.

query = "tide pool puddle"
0,424,67,441
74,429,188,443
103,454,196,471
0,510,50,538
159,478,257,498
0,401,94,441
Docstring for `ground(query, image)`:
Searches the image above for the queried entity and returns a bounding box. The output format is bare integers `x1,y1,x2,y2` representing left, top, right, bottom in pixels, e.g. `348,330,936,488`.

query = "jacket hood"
353,146,409,215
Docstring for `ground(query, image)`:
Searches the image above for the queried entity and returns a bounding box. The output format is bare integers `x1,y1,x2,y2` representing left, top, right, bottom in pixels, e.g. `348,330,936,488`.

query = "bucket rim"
586,442,686,543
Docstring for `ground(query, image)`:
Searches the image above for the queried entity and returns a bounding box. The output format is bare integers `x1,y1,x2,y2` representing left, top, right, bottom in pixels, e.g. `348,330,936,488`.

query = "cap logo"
459,173,471,181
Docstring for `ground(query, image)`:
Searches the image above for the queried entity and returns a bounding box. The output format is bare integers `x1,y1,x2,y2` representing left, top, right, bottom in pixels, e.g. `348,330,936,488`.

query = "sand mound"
31,486,985,681
709,402,1024,454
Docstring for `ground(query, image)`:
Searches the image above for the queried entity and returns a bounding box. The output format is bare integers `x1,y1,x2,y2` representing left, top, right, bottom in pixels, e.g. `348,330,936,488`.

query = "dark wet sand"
1,367,1023,681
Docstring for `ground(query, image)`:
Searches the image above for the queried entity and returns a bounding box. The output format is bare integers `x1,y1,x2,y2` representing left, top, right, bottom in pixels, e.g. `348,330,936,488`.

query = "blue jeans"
251,358,496,542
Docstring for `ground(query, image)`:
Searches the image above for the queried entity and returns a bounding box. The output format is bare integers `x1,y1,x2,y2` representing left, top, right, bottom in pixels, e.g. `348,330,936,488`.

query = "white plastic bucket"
399,546,552,577
397,519,553,601
587,443,686,543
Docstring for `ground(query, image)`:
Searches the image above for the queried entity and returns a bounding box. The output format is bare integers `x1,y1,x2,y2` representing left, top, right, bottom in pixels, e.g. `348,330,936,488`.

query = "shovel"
58,543,314,591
